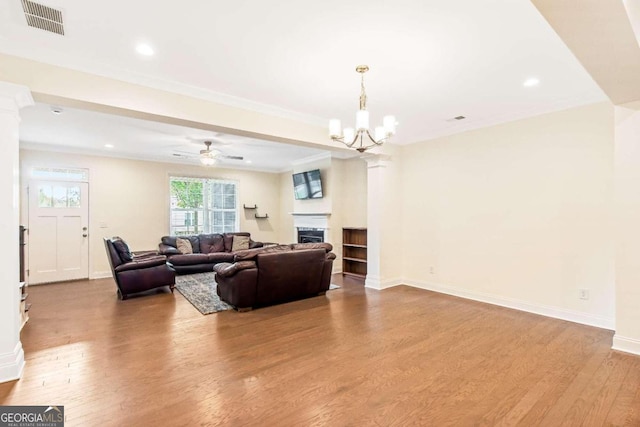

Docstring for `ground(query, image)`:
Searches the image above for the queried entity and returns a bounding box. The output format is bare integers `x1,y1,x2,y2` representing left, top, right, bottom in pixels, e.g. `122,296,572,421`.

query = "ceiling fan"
173,140,244,166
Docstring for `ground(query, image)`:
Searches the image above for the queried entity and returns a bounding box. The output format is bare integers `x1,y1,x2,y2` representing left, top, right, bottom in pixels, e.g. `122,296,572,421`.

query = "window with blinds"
169,177,238,236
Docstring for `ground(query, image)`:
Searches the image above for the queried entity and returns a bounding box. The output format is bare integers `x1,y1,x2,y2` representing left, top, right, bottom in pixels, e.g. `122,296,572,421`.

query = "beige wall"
20,149,282,279
335,157,368,228
379,147,405,284
280,155,368,272
327,157,368,271
400,102,615,328
291,155,333,215
20,147,369,281
278,171,294,245
613,105,640,353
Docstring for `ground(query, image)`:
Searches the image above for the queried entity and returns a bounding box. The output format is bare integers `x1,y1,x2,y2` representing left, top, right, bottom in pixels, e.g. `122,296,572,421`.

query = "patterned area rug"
175,272,341,315
175,272,233,315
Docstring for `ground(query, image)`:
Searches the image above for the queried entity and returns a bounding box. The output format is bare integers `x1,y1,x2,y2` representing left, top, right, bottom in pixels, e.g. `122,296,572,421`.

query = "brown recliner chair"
214,243,335,311
104,237,176,300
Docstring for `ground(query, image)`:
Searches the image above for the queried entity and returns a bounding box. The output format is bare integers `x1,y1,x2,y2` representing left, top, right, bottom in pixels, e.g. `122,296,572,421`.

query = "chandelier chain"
359,72,367,111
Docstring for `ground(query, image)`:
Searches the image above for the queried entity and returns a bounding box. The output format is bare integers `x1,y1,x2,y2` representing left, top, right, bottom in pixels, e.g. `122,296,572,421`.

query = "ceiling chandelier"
329,65,396,153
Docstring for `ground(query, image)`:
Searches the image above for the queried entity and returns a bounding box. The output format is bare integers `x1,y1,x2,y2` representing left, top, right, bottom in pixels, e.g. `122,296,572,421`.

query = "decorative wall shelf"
255,214,269,219
243,204,258,209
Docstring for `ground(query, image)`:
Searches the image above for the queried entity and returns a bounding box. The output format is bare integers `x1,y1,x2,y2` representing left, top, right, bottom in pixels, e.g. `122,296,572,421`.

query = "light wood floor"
1,275,639,426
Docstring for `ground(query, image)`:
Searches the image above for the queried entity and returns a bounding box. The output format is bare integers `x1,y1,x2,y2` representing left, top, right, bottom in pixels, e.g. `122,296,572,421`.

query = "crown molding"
0,46,327,127
289,151,332,166
19,142,285,174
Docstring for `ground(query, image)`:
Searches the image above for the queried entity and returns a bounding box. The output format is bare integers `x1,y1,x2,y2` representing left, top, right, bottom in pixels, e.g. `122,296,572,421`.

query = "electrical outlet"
579,289,590,300
429,267,435,274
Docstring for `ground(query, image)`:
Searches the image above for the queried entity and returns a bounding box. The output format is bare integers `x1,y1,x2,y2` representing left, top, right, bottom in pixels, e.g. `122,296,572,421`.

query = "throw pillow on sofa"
176,237,193,254
231,235,250,251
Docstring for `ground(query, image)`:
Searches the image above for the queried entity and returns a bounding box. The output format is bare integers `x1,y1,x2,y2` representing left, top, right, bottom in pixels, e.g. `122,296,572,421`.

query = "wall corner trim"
365,276,402,290
612,334,640,356
0,342,25,384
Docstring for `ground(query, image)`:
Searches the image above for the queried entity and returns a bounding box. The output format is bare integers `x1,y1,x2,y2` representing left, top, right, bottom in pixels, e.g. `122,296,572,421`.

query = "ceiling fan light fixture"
199,141,220,166
200,155,217,166
136,43,154,56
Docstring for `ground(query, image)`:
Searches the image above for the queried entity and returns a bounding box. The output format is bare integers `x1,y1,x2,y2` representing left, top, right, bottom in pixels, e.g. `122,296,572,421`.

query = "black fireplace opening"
297,227,324,243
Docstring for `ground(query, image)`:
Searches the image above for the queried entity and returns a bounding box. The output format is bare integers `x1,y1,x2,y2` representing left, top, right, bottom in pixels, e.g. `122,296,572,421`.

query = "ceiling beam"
531,0,640,105
0,53,349,153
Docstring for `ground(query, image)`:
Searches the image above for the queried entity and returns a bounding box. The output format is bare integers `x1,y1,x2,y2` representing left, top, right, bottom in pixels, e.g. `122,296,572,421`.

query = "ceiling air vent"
446,115,467,123
21,0,64,36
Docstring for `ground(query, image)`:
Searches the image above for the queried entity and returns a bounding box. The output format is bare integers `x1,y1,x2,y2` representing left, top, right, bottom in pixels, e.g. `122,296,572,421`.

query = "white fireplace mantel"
290,213,331,242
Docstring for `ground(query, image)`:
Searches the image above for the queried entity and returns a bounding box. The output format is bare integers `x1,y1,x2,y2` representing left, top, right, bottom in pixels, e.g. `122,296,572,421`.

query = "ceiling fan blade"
220,155,244,161
173,149,197,157
172,153,197,159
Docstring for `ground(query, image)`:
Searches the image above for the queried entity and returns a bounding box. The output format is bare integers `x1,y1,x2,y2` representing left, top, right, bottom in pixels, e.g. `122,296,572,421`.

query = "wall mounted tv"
293,169,323,200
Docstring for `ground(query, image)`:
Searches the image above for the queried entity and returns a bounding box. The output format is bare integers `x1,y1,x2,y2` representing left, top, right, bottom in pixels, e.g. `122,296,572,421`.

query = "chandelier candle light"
329,65,396,153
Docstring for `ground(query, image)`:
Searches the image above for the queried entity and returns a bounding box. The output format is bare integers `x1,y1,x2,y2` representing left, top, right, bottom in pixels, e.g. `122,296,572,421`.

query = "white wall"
20,149,282,279
400,102,616,328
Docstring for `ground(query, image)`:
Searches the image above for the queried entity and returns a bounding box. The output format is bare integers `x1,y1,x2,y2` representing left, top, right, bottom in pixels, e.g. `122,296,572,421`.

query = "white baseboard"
0,342,24,383
365,276,403,290
380,277,403,290
400,278,615,330
364,274,381,289
90,271,112,280
612,334,640,356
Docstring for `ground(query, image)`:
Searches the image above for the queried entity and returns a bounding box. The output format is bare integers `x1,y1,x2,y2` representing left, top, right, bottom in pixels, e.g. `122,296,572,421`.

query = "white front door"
28,180,89,284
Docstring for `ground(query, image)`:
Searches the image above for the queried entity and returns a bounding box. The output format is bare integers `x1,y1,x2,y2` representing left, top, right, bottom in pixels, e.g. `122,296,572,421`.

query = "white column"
0,82,34,383
613,104,640,356
365,151,404,290
365,156,388,289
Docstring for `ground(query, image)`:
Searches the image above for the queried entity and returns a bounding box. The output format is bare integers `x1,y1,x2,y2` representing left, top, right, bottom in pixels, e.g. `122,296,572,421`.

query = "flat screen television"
293,169,323,200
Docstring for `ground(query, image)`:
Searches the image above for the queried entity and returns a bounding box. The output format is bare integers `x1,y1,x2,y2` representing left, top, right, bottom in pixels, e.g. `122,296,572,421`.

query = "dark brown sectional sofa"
158,232,264,274
214,242,336,311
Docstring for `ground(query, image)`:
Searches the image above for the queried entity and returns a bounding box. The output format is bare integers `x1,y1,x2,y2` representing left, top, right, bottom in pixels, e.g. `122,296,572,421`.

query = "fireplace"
291,213,331,244
297,227,324,243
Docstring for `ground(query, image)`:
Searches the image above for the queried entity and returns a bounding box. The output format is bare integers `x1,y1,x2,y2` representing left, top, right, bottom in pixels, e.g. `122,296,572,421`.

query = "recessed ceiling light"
135,43,154,56
245,160,252,164
104,144,114,149
523,78,540,87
